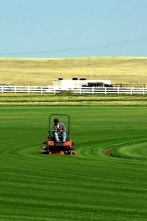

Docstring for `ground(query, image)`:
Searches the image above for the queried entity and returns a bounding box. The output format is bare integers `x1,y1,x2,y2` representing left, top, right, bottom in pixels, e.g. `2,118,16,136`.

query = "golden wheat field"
0,57,147,86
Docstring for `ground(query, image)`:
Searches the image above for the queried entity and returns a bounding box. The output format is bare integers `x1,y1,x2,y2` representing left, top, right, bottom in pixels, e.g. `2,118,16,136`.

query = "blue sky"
0,0,147,58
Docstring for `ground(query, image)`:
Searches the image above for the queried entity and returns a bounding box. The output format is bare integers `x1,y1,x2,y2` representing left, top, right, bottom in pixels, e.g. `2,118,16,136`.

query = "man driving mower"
53,118,67,142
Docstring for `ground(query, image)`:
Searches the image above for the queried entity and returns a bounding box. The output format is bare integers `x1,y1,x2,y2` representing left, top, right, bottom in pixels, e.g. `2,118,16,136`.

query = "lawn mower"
41,114,76,155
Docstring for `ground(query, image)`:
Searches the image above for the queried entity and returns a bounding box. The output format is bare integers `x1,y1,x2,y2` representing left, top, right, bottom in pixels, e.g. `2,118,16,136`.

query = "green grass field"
0,94,147,106
0,105,147,221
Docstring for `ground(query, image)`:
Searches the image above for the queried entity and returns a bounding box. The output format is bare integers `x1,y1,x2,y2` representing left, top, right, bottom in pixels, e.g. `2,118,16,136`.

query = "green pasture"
0,94,147,106
0,106,147,221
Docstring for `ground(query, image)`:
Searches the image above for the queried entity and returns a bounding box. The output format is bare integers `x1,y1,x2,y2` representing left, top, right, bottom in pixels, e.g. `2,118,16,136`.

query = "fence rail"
0,86,147,95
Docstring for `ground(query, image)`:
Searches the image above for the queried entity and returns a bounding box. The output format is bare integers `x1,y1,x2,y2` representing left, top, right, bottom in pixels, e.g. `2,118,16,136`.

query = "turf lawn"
0,106,147,221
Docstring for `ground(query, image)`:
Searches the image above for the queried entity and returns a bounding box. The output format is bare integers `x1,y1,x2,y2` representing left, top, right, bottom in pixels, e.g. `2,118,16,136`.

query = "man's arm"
59,123,66,132
53,125,59,132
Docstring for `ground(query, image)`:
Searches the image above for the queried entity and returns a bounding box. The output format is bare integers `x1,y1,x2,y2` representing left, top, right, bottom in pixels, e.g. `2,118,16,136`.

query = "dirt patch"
104,147,115,156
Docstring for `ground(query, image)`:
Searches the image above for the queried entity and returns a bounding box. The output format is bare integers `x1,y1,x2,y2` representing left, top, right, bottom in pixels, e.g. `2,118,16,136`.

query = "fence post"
143,88,145,95
15,86,17,93
105,87,107,95
118,87,120,95
130,88,132,95
28,86,30,93
41,86,43,94
92,87,94,94
2,86,3,93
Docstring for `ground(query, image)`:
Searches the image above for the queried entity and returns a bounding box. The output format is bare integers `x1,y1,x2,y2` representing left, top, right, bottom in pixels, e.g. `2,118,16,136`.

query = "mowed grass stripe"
0,106,147,220
0,94,147,106
112,140,147,160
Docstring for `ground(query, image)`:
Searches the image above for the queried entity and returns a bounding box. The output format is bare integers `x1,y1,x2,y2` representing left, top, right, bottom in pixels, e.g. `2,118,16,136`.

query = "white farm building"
53,78,111,89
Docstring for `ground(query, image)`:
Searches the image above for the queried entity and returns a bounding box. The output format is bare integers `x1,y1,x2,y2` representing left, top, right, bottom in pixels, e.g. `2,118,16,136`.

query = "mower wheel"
41,143,47,150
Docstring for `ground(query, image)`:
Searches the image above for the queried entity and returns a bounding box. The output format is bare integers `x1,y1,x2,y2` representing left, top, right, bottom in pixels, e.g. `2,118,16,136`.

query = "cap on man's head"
54,118,59,123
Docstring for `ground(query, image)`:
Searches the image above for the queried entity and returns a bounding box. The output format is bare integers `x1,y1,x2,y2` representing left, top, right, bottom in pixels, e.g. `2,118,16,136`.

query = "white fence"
0,85,147,95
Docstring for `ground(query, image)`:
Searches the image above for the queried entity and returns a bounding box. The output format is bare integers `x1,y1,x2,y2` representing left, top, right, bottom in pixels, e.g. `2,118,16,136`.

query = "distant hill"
0,57,147,86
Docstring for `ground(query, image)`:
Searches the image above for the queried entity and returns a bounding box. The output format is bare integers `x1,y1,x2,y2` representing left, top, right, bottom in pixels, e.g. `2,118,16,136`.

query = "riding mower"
41,114,76,155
